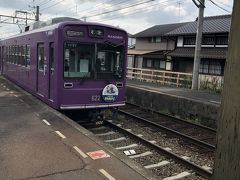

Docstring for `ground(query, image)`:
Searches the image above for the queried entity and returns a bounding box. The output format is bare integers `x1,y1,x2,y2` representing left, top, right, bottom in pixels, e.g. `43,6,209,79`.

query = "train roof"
0,17,127,41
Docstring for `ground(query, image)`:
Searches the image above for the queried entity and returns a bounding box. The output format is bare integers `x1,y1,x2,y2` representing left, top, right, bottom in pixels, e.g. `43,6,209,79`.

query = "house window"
200,59,222,75
216,35,228,45
159,60,166,69
183,36,196,45
148,37,161,43
153,60,159,69
146,59,152,68
143,58,154,68
156,37,161,43
202,36,215,45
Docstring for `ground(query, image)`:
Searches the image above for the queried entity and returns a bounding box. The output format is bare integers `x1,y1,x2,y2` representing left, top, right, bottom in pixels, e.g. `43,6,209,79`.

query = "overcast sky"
0,0,234,38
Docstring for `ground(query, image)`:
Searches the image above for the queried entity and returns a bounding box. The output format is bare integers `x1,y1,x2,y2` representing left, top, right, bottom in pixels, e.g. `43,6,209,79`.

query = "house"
128,22,188,71
128,15,231,90
167,15,230,74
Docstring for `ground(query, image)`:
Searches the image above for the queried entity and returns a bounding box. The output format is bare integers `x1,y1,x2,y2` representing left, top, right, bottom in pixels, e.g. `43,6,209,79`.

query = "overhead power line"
83,0,130,16
83,0,156,19
97,0,177,22
78,0,117,14
41,0,65,11
38,0,56,7
208,0,231,13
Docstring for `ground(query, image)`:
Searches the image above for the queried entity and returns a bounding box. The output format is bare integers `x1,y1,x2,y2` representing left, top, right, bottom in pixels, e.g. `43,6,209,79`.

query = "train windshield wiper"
104,40,124,47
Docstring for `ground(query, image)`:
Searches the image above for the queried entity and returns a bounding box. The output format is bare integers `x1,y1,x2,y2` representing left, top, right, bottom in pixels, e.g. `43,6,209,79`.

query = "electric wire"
213,0,232,8
98,0,179,22
82,0,157,19
82,0,130,15
208,0,231,13
41,0,65,11
77,0,117,14
37,0,56,7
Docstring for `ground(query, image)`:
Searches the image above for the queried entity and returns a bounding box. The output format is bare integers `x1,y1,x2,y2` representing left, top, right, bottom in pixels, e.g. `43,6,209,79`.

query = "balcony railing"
127,67,193,88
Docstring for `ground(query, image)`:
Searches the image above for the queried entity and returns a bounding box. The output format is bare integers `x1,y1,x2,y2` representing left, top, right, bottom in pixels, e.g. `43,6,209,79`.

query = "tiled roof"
131,22,188,38
167,15,231,36
168,47,228,59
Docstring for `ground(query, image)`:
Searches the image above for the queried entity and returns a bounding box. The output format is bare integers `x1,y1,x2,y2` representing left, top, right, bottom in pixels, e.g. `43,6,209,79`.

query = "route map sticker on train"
102,84,119,103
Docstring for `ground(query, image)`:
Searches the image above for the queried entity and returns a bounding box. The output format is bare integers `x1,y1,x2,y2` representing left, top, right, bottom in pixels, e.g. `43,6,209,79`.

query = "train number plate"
91,95,101,102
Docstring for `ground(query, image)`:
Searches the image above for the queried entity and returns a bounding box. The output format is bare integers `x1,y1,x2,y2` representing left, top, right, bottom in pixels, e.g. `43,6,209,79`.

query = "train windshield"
64,42,124,80
96,44,124,79
64,43,94,78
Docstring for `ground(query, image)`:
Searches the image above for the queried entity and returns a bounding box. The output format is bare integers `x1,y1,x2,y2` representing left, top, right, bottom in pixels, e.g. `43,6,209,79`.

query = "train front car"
58,22,127,119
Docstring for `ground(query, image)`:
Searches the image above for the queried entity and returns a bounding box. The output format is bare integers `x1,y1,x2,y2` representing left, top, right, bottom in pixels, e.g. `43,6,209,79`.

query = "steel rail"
104,120,212,179
118,109,216,151
125,102,217,133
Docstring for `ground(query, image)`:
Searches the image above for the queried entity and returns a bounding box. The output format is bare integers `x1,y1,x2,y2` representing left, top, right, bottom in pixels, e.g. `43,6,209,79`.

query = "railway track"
84,119,212,179
75,107,215,179
120,103,216,151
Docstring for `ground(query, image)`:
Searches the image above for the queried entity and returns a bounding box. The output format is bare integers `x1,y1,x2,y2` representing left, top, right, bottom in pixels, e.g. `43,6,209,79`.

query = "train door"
49,42,54,101
37,43,48,98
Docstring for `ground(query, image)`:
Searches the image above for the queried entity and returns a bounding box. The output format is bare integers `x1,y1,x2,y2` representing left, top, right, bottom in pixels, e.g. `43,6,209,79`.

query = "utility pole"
191,0,205,90
35,5,39,21
213,0,240,179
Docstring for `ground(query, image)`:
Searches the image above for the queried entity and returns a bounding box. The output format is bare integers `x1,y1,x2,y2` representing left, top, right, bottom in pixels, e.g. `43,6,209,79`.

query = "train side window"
6,46,8,63
16,46,18,65
38,43,44,71
17,46,20,65
10,46,13,64
20,46,24,66
50,43,54,75
13,46,16,64
4,46,6,63
14,46,17,64
25,45,30,68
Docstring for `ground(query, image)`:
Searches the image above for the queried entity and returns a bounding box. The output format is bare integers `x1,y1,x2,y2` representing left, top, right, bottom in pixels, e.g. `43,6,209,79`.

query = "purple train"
0,18,127,113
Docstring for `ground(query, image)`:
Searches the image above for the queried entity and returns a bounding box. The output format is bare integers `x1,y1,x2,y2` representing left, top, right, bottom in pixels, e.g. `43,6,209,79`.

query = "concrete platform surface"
0,76,148,180
126,79,221,128
127,79,221,105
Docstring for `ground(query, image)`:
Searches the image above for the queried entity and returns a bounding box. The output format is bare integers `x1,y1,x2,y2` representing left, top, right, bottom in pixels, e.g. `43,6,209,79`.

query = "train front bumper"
60,102,125,110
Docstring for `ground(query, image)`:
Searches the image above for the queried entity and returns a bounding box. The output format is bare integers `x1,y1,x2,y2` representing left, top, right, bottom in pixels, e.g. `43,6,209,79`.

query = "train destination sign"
66,30,84,37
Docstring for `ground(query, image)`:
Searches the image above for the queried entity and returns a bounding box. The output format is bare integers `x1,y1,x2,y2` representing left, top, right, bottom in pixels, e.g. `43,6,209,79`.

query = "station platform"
127,79,221,105
126,79,221,128
0,76,148,180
